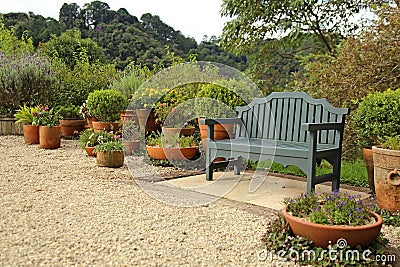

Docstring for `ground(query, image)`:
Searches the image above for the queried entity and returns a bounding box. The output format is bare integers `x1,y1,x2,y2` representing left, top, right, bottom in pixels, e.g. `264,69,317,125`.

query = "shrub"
352,89,400,148
86,89,127,122
56,104,82,119
0,52,60,114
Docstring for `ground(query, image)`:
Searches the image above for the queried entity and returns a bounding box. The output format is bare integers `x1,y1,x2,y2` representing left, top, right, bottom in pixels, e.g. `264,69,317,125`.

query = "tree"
59,3,83,31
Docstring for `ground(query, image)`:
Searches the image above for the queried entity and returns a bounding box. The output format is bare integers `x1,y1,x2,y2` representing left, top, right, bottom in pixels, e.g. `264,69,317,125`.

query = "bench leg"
306,160,316,193
331,157,341,191
233,164,240,175
206,164,214,181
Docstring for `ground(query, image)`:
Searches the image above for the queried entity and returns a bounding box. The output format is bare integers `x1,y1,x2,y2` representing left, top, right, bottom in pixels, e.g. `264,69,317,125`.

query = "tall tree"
59,3,82,31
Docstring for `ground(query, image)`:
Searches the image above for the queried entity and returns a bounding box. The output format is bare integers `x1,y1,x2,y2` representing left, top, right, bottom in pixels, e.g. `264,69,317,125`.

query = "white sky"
0,0,230,43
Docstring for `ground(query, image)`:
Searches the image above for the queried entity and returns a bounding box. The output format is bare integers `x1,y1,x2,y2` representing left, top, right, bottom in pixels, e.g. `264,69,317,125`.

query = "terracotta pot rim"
145,145,198,149
282,207,383,230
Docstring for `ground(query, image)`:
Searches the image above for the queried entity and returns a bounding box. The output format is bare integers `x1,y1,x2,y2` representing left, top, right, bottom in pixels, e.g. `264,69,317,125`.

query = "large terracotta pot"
39,126,61,149
92,121,121,133
362,147,375,193
121,110,139,125
84,146,96,157
123,140,140,155
372,146,400,213
86,117,98,128
162,127,195,137
282,208,383,248
136,108,161,133
146,146,198,161
59,119,86,137
96,151,124,168
22,124,39,144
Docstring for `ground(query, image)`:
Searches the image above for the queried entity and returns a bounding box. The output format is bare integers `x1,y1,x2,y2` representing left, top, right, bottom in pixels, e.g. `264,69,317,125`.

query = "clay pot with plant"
79,128,113,157
14,104,40,144
353,89,400,193
283,191,383,248
95,138,125,168
146,132,198,161
122,120,141,155
86,89,127,132
36,105,62,149
57,104,86,137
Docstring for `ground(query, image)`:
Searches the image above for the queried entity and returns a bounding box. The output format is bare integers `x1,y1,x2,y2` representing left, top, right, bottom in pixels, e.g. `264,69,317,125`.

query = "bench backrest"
236,92,349,145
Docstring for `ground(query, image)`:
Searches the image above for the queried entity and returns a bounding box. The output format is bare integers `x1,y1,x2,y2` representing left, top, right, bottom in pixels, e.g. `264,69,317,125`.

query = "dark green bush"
86,89,127,122
353,89,400,148
0,52,60,114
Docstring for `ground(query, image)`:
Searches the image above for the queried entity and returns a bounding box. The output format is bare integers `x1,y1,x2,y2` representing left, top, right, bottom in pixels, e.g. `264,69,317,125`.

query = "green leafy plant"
57,104,82,119
378,209,400,227
122,120,141,141
78,128,113,148
353,89,400,148
36,104,61,127
131,87,168,110
146,132,198,148
95,139,124,152
284,191,374,226
14,104,39,125
86,89,127,122
261,216,390,266
379,135,400,151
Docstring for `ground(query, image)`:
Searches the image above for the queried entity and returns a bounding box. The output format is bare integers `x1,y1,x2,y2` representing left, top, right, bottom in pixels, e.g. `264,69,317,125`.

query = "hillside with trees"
1,0,246,70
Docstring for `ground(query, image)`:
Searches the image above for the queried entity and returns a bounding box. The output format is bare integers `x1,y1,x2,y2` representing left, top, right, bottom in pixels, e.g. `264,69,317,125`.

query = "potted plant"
36,104,62,149
131,87,167,133
146,132,198,161
86,89,127,132
14,104,40,144
353,89,400,193
95,137,125,168
282,191,383,248
80,101,97,128
122,120,141,155
57,104,86,137
78,128,113,157
372,135,400,213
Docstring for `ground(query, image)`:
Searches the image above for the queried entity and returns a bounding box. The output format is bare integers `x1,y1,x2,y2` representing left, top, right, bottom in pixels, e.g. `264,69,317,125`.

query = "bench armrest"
301,122,344,132
200,118,243,126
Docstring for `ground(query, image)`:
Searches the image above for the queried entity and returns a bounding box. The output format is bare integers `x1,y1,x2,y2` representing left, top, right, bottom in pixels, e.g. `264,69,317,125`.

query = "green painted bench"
200,92,349,193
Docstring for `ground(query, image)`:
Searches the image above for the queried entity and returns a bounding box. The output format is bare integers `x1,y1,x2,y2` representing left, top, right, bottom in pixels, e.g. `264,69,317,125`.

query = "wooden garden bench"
200,92,349,193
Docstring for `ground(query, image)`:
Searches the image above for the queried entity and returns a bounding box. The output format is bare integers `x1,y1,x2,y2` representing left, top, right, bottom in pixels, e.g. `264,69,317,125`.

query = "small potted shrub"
353,89,400,193
282,191,383,248
95,137,125,168
36,104,62,149
14,104,40,144
146,132,198,161
57,104,86,137
372,135,400,213
86,89,127,132
79,128,113,157
122,120,141,155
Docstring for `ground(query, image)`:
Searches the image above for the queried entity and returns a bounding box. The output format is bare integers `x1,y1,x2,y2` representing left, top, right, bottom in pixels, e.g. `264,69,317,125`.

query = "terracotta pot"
162,127,195,137
60,119,86,137
282,208,383,248
123,140,140,155
146,145,166,160
86,117,98,128
136,108,161,133
92,121,121,133
372,146,400,213
84,146,96,157
198,118,234,162
362,147,375,193
39,126,61,149
96,150,124,168
163,147,198,160
146,146,198,161
22,124,39,144
120,110,139,125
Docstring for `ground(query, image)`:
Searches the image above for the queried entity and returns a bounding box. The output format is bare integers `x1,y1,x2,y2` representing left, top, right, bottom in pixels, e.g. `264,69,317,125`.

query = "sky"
0,0,230,43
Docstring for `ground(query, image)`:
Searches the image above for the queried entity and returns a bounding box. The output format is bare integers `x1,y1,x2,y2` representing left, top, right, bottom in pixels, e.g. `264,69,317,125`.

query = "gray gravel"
0,135,398,266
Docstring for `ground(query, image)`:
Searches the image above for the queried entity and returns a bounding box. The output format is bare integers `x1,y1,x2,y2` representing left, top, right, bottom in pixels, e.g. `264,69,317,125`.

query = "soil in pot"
282,208,383,248
22,124,39,144
96,151,124,168
39,126,61,149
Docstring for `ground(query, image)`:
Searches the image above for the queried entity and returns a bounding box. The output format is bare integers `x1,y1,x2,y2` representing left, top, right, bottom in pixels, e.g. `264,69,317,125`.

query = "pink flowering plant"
35,104,62,127
284,190,374,226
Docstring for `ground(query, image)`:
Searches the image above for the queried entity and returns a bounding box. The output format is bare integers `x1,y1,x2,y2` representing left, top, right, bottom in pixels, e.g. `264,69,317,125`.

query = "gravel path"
0,135,398,266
